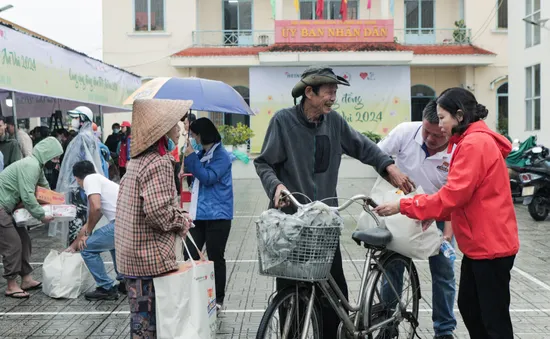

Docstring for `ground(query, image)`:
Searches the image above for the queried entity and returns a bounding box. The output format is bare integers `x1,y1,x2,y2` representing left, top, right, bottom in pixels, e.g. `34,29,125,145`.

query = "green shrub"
362,131,382,143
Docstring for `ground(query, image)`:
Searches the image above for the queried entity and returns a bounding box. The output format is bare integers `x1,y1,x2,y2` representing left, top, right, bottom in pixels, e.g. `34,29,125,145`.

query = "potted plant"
218,125,236,152
232,123,255,153
453,20,470,44
362,131,382,143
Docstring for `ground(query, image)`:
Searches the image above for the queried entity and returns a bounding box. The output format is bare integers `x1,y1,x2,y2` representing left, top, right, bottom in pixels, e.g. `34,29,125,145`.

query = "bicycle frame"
278,190,415,339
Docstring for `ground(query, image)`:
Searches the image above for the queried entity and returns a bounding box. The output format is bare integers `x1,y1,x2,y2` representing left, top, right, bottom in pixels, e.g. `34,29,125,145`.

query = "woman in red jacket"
375,87,519,339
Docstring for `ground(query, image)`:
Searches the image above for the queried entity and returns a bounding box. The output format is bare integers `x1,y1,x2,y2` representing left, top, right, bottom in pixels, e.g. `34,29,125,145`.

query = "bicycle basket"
256,223,341,281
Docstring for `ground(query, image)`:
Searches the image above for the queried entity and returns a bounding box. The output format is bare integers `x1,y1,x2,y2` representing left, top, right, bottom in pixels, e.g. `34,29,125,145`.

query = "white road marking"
1,309,549,317
1,259,428,266
512,267,550,292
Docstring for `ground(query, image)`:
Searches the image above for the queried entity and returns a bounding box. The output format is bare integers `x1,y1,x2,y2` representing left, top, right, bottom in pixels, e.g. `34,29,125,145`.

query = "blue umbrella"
124,77,255,115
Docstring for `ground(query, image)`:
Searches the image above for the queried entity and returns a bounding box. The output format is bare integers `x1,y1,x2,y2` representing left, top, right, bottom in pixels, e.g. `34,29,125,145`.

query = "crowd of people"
0,65,520,339
0,99,234,337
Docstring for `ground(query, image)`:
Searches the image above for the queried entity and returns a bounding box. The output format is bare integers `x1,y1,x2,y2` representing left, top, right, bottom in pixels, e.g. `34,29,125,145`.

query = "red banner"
275,20,395,44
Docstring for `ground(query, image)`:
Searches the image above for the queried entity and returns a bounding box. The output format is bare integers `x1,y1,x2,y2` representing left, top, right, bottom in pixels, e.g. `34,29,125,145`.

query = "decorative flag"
390,0,395,16
270,0,276,18
316,0,324,19
340,0,348,21
367,0,372,9
294,0,299,13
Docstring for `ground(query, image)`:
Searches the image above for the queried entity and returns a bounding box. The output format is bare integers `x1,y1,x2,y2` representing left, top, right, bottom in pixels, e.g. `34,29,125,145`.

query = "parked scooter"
509,145,550,199
518,146,550,221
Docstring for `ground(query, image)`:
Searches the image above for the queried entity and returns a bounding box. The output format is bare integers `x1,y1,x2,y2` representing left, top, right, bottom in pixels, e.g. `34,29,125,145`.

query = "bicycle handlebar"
280,190,379,212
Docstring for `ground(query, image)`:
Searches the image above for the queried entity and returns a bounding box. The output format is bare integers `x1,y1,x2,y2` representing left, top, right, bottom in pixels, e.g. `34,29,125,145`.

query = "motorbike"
509,145,550,199
517,146,550,221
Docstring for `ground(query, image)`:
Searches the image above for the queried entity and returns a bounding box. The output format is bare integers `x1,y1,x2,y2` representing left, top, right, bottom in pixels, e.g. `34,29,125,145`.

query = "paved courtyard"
1,178,550,338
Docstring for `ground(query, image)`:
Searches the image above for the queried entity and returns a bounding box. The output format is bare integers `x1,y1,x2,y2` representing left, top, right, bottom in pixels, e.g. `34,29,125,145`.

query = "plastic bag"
42,250,91,299
359,176,441,260
154,234,216,339
256,201,344,270
257,209,305,270
13,204,76,227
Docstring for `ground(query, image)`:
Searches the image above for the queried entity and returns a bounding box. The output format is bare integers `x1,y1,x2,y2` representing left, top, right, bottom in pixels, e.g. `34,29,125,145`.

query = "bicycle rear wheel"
256,285,323,339
363,252,420,339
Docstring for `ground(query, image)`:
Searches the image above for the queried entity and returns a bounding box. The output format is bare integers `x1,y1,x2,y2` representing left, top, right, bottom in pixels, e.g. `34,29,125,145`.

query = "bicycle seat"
352,228,392,248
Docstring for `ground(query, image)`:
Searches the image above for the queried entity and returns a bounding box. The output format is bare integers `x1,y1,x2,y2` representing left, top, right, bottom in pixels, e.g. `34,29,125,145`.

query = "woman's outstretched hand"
373,201,401,217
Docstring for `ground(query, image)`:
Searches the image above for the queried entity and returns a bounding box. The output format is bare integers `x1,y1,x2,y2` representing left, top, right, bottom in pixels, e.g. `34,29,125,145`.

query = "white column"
276,0,284,20
380,0,389,19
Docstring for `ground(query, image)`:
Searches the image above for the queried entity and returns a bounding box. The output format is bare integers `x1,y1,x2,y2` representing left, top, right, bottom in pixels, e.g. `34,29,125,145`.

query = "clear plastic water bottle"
440,240,456,261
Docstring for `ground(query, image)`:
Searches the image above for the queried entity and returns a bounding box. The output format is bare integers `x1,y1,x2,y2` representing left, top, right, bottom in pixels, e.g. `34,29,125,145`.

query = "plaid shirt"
115,150,189,277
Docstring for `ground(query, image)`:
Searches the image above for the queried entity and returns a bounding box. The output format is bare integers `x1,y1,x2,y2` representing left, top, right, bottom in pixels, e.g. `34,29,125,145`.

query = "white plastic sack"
13,204,76,227
42,250,90,299
358,176,441,260
154,234,217,339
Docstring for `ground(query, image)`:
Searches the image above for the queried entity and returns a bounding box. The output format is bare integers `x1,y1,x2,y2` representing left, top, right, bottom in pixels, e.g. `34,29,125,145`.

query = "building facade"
508,0,548,145
103,0,510,152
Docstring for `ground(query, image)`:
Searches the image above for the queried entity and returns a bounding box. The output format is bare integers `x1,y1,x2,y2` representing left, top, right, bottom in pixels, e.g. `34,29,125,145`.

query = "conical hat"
130,99,193,158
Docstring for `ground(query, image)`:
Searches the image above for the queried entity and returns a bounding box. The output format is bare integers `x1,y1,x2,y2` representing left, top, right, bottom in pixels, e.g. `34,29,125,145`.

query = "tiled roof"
403,44,494,55
173,46,270,57
173,43,495,57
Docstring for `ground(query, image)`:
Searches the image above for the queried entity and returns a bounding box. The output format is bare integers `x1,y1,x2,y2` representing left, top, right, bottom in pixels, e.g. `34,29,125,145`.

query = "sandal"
5,291,30,299
22,282,42,291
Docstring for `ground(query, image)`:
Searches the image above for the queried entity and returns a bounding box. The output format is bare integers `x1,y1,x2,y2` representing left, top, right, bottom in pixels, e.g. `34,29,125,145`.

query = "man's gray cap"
291,66,350,98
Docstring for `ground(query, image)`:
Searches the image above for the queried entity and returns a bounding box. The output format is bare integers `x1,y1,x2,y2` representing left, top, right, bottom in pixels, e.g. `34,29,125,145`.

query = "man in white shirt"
376,100,456,339
69,160,123,301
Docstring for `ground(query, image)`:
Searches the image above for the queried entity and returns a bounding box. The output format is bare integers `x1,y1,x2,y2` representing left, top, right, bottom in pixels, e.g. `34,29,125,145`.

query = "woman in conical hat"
115,99,193,338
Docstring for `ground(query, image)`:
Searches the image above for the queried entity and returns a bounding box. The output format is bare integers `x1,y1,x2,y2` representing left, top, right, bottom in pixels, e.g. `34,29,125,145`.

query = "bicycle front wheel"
363,252,421,339
256,285,323,339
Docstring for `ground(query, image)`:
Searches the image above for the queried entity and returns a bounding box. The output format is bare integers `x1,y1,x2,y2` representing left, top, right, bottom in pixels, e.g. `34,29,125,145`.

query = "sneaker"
84,287,119,301
434,335,454,339
117,282,127,295
216,303,223,313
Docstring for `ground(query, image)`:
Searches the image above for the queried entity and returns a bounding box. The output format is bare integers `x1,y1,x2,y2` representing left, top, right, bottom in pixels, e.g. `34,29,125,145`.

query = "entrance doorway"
411,85,436,121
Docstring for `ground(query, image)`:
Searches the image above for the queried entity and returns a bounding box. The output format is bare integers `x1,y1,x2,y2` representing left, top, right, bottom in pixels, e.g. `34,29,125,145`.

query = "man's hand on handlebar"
274,184,290,208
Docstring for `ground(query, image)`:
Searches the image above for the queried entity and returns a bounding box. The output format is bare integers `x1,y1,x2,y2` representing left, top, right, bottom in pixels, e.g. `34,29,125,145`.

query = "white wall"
508,0,550,145
102,0,196,77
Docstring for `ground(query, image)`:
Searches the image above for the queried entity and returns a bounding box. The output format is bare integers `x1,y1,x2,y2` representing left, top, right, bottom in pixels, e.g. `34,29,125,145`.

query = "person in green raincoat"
0,137,64,299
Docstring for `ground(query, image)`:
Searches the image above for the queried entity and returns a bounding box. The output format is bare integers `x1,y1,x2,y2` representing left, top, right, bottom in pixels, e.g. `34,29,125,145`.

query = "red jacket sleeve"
400,141,484,221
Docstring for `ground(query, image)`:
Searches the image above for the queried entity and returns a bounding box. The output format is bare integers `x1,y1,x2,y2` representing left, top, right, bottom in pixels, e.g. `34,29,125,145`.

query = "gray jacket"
254,104,394,211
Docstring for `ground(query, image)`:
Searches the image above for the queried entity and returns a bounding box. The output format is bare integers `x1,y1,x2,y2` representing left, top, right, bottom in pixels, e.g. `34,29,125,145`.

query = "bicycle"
255,190,422,339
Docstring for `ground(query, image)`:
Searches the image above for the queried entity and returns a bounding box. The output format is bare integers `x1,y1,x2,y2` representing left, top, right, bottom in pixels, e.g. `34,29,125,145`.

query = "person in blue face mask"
183,117,233,311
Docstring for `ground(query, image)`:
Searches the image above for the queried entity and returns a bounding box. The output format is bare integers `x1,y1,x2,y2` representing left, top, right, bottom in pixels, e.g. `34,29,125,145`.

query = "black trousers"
276,245,348,338
184,219,232,304
458,255,515,339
